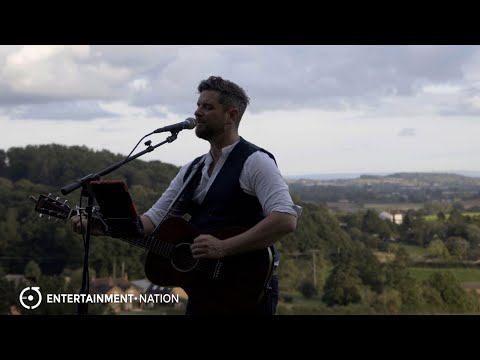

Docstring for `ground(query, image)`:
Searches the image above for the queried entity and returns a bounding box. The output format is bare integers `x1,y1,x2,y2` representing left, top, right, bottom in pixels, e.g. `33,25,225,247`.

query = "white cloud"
1,45,130,100
422,84,463,95
398,128,416,137
1,45,480,175
461,48,480,82
465,95,480,109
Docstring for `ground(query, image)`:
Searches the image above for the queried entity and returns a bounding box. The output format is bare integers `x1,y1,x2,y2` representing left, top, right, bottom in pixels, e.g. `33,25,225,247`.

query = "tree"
354,248,385,293
384,248,422,309
0,149,7,177
424,272,471,313
373,288,402,314
445,236,469,260
298,280,318,299
437,211,446,221
0,265,19,315
362,209,383,234
428,239,450,260
465,224,480,248
322,265,363,306
448,209,465,224
25,260,42,282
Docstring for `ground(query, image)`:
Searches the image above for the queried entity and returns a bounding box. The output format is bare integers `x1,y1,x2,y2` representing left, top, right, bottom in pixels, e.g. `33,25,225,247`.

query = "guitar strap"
151,154,206,236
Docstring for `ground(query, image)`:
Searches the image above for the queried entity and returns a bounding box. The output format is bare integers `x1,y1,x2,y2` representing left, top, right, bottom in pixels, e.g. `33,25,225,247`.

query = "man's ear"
227,107,240,125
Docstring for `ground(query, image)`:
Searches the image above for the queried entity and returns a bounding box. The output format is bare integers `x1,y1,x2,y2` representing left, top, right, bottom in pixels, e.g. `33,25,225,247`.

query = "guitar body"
144,217,274,314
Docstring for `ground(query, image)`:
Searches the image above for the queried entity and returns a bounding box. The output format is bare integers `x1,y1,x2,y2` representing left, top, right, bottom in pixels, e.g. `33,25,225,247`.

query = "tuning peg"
48,216,51,220
64,200,68,204
39,214,43,218
47,193,52,198
55,197,60,201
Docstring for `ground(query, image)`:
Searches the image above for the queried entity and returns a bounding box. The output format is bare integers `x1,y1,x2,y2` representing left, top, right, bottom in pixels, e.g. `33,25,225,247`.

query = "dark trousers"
254,274,279,315
185,275,279,315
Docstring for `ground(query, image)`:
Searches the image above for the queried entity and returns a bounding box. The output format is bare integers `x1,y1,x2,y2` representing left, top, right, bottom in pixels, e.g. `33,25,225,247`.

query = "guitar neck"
118,232,176,259
32,194,191,260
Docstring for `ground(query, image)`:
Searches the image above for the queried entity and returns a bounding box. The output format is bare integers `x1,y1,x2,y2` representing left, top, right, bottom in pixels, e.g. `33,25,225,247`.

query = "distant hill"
288,171,480,206
384,172,480,187
287,171,480,183
288,172,480,188
286,172,390,180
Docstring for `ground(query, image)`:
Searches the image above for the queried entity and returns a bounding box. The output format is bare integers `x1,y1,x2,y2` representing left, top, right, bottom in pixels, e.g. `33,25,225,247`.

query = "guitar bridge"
213,261,222,278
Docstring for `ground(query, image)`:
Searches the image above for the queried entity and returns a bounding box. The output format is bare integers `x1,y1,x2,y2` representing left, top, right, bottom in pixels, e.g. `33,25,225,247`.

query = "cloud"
0,45,130,104
397,128,416,137
1,45,480,176
2,45,479,117
438,94,480,116
1,101,118,121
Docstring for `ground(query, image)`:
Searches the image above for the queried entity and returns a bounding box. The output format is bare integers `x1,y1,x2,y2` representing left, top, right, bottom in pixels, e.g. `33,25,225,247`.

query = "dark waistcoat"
183,137,280,261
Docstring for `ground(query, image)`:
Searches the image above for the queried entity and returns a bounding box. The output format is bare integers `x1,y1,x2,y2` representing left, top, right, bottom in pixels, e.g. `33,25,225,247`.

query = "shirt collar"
205,139,241,164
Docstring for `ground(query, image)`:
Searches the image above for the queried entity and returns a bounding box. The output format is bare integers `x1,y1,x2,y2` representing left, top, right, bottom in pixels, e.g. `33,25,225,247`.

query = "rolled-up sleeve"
240,151,302,218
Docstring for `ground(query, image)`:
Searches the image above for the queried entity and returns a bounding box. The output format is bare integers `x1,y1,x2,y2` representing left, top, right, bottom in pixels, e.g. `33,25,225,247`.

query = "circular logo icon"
19,287,42,310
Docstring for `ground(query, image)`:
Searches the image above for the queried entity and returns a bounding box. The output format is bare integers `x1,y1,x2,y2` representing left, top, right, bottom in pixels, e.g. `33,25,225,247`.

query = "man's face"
194,90,227,141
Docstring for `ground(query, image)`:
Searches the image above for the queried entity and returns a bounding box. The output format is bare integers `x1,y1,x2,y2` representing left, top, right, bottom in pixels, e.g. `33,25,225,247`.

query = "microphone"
153,117,197,134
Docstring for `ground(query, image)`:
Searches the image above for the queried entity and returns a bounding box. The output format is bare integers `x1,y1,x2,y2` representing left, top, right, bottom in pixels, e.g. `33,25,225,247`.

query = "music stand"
90,180,144,239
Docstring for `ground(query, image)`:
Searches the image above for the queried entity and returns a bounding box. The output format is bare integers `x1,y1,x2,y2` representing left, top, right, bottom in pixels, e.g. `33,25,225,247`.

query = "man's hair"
198,76,250,119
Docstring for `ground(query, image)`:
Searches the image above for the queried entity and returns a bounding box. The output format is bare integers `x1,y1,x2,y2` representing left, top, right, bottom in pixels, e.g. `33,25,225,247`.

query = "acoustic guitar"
31,194,275,314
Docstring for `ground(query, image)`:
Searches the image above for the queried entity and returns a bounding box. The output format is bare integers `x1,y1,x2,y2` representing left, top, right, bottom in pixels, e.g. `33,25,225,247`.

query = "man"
72,75,301,314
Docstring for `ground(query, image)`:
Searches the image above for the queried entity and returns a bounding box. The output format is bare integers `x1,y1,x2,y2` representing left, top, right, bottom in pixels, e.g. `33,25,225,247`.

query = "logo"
19,287,42,310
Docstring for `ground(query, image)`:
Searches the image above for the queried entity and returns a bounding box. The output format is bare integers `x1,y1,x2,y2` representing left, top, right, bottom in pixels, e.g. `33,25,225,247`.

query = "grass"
117,306,185,315
424,212,480,221
372,251,395,263
380,243,430,262
409,267,480,283
277,292,375,315
363,203,424,211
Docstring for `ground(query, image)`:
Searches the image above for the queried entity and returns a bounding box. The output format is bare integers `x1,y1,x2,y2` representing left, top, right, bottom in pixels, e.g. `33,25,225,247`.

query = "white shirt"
144,140,302,227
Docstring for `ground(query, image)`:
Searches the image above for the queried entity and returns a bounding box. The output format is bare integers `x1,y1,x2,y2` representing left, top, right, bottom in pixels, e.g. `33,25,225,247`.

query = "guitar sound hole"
171,243,198,272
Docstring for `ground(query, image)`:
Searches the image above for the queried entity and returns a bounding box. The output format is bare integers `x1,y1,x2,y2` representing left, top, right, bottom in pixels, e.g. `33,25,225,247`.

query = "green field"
277,292,376,315
118,306,185,315
424,212,480,221
387,243,430,260
409,267,480,282
375,242,480,285
364,203,424,211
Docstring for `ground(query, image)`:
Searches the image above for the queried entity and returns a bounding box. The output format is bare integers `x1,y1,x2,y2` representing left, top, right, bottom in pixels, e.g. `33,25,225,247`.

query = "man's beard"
195,125,222,141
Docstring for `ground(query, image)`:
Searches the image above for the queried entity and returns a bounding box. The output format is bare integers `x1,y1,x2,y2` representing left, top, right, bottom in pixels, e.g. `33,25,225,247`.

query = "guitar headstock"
29,194,74,221
30,194,110,235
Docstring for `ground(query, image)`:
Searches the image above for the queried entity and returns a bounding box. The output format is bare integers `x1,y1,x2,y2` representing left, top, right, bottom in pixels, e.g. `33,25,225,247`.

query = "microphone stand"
60,132,180,315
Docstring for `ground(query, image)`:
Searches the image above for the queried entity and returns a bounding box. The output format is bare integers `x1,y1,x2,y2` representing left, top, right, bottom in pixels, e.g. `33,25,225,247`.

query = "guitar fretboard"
120,235,175,259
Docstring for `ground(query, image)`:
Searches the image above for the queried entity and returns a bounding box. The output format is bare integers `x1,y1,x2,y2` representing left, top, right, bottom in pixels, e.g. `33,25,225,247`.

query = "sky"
1,45,480,177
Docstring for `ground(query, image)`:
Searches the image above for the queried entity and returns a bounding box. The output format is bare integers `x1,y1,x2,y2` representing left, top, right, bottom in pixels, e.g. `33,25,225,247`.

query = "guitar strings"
90,216,213,273
40,198,215,273
127,235,213,273
89,219,214,272
73,205,214,273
